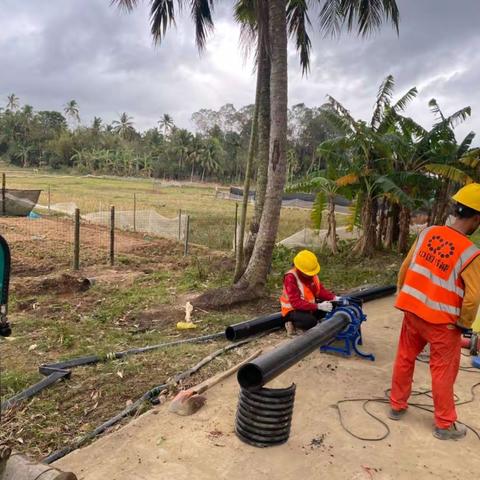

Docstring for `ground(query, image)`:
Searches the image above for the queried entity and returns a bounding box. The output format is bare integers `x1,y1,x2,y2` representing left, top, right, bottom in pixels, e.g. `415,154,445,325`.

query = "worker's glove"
317,301,333,312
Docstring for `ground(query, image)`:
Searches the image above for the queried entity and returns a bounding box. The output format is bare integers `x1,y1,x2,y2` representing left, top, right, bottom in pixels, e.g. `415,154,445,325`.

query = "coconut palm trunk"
233,44,262,281
238,0,288,290
397,204,411,253
242,23,271,269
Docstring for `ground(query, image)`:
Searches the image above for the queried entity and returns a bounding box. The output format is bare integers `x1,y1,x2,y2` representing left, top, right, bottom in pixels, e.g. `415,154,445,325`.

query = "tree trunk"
377,198,387,249
353,194,378,257
233,38,262,282
397,205,411,253
385,202,400,249
242,8,271,270
327,195,337,254
193,0,287,308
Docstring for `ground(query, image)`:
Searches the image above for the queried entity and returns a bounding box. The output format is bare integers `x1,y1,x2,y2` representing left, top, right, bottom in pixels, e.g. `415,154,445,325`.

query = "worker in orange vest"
279,250,341,335
390,183,480,440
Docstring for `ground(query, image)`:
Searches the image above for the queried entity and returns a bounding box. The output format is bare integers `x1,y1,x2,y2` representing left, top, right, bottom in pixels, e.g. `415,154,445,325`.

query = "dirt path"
55,298,480,479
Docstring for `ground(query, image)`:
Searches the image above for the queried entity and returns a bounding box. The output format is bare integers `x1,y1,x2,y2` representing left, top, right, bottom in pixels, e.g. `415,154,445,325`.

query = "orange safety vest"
396,226,480,325
279,268,320,317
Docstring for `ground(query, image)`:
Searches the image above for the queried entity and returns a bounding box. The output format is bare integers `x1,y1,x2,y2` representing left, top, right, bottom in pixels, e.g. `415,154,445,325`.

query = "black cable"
335,373,480,442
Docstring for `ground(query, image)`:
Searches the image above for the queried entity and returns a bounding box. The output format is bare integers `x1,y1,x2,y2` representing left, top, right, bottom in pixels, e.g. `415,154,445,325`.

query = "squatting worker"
279,249,342,335
390,183,480,440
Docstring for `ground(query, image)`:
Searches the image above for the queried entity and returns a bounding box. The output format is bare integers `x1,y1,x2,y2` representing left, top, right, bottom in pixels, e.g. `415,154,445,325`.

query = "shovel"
169,349,262,416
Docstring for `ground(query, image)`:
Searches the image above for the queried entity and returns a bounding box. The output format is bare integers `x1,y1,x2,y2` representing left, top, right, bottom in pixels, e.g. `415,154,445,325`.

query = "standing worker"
279,250,341,335
390,183,480,440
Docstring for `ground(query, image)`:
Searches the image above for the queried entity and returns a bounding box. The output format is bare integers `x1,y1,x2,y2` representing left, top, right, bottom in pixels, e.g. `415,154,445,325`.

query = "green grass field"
3,168,350,250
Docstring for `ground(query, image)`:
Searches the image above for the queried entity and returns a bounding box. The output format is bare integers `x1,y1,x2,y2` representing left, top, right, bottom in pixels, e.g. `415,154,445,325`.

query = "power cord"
334,364,480,441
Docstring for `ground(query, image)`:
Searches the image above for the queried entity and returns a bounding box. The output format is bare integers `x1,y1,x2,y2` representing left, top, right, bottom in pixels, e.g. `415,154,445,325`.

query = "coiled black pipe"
235,384,296,447
238,310,351,390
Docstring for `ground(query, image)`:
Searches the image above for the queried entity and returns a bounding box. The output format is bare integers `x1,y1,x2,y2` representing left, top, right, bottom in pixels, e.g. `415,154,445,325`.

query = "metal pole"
73,208,80,270
178,209,182,241
234,202,239,253
48,186,51,215
184,215,190,256
110,205,115,266
133,193,136,232
2,173,5,216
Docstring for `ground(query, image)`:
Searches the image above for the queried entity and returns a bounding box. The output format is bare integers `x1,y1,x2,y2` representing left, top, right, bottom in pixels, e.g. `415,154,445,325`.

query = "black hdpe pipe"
1,332,224,412
238,310,351,390
348,285,396,303
225,313,283,341
225,285,395,341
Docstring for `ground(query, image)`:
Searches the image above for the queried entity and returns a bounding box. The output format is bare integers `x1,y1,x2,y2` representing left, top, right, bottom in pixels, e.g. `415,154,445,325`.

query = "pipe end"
237,364,263,390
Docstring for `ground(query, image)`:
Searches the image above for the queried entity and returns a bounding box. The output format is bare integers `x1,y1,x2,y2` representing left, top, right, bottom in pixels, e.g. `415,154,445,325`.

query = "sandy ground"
55,298,480,479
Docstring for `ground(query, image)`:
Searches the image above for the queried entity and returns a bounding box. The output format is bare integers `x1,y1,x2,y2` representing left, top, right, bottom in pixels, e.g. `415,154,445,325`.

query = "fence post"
48,185,51,215
184,215,190,256
73,208,80,270
1,173,5,216
110,205,115,266
133,193,136,232
178,209,183,241
234,202,239,252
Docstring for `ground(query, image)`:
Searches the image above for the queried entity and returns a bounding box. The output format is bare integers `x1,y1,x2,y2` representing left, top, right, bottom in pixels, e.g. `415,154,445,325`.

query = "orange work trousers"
390,311,462,429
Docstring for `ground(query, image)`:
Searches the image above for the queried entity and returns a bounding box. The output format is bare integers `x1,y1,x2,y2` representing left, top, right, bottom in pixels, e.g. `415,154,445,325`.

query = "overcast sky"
1,0,479,143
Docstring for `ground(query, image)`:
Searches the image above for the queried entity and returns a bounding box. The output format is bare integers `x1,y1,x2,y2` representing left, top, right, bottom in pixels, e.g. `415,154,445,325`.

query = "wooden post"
48,185,51,215
133,193,136,232
73,208,80,270
178,209,182,240
184,215,190,256
234,202,239,252
1,173,5,216
110,205,115,266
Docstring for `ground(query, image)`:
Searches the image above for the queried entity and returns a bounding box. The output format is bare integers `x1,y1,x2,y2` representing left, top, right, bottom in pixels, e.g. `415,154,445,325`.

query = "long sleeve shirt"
398,237,480,329
283,273,335,312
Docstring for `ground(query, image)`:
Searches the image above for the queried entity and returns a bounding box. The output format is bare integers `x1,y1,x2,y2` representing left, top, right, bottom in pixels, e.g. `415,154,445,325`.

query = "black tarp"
229,187,350,207
0,189,42,217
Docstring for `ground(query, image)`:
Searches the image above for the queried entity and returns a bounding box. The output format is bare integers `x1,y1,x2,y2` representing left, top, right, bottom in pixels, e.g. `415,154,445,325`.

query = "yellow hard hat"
452,183,480,213
293,250,320,276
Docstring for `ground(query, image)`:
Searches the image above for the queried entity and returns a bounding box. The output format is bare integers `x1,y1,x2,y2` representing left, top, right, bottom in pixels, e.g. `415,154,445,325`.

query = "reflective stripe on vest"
396,226,480,324
279,268,319,317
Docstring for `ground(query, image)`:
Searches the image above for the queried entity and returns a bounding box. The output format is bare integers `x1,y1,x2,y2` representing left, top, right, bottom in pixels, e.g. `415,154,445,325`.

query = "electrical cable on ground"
42,335,261,464
334,357,480,442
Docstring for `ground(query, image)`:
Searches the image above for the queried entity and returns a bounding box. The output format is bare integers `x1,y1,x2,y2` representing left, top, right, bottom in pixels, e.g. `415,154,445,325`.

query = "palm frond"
319,0,400,38
287,0,312,75
110,0,140,11
371,75,394,129
423,163,473,184
446,106,472,129
428,98,445,123
391,87,418,113
346,192,363,232
374,175,413,205
326,95,356,126
457,131,476,158
336,172,359,187
189,0,215,50
311,192,326,229
150,0,178,45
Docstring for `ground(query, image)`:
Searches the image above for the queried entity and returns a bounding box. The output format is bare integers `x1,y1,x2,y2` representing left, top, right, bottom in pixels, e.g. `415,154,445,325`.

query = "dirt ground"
55,298,480,480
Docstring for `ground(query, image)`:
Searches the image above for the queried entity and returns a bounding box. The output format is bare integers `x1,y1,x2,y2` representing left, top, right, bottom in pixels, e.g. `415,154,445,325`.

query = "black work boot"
387,408,407,421
433,422,467,440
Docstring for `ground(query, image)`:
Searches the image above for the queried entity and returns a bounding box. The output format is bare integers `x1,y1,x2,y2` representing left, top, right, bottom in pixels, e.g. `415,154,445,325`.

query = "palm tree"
112,112,135,140
6,94,19,111
320,75,416,256
92,116,103,131
64,100,80,125
158,114,175,136
112,0,401,304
